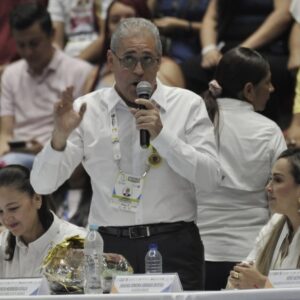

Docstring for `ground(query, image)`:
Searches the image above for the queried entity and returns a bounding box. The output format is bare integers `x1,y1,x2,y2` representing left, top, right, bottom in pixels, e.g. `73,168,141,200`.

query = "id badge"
112,172,143,212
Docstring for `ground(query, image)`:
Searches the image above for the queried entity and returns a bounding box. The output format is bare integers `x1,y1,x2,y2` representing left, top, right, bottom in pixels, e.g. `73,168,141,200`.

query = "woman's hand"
228,262,267,289
201,49,222,69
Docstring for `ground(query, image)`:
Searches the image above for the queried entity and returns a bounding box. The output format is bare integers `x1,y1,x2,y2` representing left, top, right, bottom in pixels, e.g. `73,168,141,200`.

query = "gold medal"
148,146,162,167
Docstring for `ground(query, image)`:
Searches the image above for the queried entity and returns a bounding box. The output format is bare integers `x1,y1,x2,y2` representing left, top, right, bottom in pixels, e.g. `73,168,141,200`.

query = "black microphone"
136,81,153,149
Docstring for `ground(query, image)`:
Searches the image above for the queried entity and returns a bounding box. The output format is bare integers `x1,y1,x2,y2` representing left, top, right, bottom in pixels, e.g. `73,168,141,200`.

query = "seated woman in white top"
0,165,86,278
228,148,300,289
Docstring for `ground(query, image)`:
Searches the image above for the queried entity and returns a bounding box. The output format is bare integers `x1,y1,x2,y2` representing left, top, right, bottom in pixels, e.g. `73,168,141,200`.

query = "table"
0,288,300,300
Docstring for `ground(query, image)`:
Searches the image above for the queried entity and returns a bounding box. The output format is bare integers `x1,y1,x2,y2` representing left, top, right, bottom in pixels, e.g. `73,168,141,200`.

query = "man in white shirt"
31,18,220,290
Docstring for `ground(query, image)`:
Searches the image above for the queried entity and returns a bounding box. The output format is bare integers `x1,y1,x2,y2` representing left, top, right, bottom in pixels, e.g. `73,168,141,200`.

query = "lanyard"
110,109,150,177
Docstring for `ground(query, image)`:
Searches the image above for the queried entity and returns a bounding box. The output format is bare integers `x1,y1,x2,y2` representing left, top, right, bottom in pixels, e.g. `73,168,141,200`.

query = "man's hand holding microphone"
132,81,162,148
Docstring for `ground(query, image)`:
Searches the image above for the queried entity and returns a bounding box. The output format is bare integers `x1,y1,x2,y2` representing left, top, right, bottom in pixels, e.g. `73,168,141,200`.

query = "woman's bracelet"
201,44,217,55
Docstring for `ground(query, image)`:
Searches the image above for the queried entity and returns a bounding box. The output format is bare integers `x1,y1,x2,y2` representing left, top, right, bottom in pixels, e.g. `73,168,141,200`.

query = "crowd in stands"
0,0,300,292
181,0,295,129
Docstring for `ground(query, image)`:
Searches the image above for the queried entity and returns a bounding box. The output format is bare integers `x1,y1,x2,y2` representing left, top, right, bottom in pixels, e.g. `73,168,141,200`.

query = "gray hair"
110,18,162,56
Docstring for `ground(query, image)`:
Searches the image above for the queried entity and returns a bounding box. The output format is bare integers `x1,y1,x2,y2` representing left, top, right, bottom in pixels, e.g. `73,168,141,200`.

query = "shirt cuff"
42,140,66,162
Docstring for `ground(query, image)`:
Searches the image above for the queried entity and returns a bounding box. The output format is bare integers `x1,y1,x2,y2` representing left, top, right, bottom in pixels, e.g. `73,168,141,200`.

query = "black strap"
98,221,194,239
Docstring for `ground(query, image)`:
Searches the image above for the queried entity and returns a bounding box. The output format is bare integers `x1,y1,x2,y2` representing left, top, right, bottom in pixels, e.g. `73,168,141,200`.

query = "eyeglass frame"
110,49,160,70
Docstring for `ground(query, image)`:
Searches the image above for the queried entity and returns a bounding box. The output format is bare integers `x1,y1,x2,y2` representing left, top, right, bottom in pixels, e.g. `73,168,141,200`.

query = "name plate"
111,273,182,293
0,277,50,296
269,269,300,288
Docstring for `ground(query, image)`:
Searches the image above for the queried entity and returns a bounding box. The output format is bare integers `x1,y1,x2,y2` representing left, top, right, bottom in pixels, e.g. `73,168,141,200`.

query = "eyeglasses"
111,49,160,70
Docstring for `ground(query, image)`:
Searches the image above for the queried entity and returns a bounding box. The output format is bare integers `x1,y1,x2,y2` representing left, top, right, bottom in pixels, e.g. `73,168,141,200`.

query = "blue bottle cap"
89,224,99,231
148,243,158,250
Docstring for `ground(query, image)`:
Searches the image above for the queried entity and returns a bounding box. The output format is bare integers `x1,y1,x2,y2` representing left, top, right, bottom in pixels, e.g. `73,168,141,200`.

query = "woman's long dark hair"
203,47,269,148
0,165,53,261
204,47,269,122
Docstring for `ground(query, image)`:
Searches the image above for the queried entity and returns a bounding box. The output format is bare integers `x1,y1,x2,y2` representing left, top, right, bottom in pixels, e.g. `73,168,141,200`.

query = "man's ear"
156,56,162,73
157,56,162,67
107,49,114,70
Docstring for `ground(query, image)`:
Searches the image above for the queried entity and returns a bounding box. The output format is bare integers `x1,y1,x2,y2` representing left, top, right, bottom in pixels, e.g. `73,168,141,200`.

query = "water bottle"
84,224,104,294
145,243,163,273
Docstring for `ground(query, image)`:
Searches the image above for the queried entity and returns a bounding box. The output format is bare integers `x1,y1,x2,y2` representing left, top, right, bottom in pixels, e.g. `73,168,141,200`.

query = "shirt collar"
105,78,167,113
217,97,254,111
151,79,167,112
46,48,62,72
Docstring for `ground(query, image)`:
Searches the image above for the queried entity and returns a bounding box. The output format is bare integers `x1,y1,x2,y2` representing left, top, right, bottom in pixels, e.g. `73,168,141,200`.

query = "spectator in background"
0,0,48,78
287,0,300,71
149,0,210,63
181,0,294,129
286,70,300,147
0,165,86,278
227,148,300,289
84,0,185,92
0,3,93,168
198,47,286,290
284,0,300,147
48,0,103,62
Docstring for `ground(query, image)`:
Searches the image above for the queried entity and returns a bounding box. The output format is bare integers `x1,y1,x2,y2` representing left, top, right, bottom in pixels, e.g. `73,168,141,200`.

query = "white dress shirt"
197,98,287,262
246,213,300,270
31,80,220,227
0,213,86,278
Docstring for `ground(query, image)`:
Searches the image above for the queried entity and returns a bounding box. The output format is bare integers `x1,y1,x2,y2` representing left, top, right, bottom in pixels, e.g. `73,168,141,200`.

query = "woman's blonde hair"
255,215,286,275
